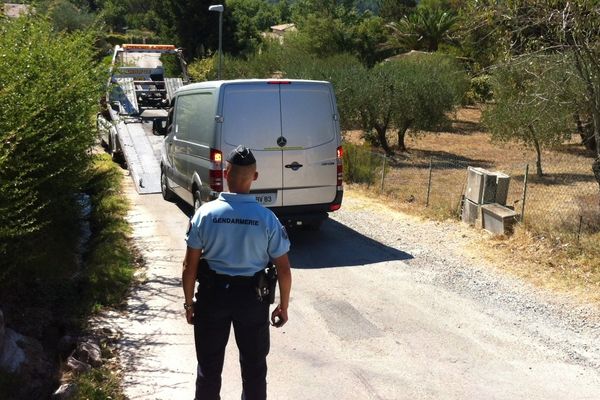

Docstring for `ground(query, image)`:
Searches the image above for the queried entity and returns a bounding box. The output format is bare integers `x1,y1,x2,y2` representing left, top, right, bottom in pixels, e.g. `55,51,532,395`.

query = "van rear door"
280,82,339,206
220,82,283,207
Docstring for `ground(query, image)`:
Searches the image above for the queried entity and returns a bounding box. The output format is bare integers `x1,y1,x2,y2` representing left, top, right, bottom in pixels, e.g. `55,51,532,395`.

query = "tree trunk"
575,112,596,151
592,104,600,160
593,157,600,193
592,109,600,192
397,119,412,153
528,125,544,177
572,45,600,188
374,123,392,155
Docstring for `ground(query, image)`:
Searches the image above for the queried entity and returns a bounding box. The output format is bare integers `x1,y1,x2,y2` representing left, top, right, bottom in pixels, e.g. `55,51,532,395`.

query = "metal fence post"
521,163,529,222
380,154,387,192
426,158,433,207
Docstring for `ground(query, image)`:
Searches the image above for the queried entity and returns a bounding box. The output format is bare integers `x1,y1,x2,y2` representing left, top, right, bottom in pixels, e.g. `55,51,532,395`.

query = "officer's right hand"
271,305,287,328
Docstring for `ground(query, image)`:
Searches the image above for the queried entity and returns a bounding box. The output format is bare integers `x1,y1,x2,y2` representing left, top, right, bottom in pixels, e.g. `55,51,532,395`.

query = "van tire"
193,190,202,212
161,169,176,202
111,149,124,164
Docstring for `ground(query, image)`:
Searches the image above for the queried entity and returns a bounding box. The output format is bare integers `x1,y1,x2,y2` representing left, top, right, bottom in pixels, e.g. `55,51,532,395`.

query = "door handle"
285,162,303,171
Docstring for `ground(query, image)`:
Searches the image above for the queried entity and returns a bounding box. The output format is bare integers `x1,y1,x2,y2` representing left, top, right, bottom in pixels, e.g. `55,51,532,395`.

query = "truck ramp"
100,43,189,195
117,119,163,194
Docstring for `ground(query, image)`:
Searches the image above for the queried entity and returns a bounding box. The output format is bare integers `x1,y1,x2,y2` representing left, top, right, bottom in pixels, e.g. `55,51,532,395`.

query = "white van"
160,79,343,228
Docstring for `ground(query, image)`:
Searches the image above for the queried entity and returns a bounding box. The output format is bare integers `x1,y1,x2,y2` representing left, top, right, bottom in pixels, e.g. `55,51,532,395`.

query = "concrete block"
461,198,480,226
481,203,518,235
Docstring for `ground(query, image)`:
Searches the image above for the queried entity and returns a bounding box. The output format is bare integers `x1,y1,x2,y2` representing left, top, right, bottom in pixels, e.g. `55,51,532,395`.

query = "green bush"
343,142,383,185
188,40,364,83
188,55,217,81
466,74,493,103
0,16,101,284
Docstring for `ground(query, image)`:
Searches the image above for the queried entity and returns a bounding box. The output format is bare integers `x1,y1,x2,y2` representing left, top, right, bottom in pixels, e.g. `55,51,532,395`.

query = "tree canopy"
483,56,577,177
10,0,600,188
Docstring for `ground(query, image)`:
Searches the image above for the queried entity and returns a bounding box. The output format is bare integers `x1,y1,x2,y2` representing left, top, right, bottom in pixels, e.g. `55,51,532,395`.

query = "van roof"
176,78,332,94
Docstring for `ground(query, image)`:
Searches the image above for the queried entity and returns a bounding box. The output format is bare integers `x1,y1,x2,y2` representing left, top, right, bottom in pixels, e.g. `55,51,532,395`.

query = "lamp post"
208,4,224,80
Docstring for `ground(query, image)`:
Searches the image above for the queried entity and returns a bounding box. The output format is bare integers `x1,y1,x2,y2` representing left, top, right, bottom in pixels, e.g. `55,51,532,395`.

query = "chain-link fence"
343,144,600,240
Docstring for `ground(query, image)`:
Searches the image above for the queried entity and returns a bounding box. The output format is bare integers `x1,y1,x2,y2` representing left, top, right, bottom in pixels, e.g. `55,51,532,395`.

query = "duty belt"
213,273,255,286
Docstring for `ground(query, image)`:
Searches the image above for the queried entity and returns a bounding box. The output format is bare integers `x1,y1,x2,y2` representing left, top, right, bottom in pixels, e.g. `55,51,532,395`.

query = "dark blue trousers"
194,282,270,400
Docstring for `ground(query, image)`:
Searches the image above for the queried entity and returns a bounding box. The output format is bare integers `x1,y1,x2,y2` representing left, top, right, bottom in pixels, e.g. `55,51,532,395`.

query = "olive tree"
347,62,397,154
391,53,467,152
483,56,576,177
555,1,600,188
470,0,600,190
339,53,466,155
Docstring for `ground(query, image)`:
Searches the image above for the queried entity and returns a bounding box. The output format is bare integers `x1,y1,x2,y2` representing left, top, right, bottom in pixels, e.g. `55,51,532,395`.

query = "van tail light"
209,148,223,192
336,146,343,189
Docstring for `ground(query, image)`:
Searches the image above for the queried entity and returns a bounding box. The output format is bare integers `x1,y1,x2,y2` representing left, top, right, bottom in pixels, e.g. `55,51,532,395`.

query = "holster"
254,262,277,304
197,258,216,291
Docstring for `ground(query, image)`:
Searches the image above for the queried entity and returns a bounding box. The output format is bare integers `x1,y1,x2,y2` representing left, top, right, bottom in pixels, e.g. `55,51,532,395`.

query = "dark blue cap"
227,145,256,166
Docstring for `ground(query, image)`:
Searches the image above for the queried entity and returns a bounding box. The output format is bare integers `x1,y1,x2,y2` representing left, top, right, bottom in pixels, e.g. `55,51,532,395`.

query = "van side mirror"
110,101,120,112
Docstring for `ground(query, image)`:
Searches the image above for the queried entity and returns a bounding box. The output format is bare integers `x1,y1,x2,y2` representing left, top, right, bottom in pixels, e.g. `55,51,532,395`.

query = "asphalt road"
107,175,600,400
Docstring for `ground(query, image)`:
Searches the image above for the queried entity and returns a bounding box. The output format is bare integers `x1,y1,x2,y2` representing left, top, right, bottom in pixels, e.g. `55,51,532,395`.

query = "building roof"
270,23,296,33
385,50,432,62
3,3,32,18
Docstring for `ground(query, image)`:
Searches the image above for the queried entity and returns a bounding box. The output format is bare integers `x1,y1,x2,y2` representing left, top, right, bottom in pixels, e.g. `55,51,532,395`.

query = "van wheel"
193,190,202,212
161,169,176,202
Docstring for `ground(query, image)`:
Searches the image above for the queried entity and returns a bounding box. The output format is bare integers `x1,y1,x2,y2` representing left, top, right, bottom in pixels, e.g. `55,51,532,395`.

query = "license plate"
254,193,276,206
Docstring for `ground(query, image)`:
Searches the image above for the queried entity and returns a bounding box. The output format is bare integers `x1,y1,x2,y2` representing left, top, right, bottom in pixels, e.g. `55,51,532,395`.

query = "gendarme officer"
182,145,292,400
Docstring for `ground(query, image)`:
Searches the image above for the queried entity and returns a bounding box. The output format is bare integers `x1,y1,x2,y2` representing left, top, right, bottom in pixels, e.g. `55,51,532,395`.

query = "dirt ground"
343,107,600,306
345,107,594,165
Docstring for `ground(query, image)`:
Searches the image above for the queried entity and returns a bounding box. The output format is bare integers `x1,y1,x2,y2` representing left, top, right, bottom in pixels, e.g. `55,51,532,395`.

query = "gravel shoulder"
334,189,600,371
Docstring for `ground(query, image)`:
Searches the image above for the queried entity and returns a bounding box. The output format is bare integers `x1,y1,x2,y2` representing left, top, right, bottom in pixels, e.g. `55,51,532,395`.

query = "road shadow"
288,219,412,269
391,150,493,171
170,198,413,268
124,275,183,322
510,172,598,186
172,197,194,218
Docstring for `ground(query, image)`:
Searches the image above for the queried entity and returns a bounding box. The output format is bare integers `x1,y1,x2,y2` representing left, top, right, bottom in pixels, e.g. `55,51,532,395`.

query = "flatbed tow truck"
97,44,189,194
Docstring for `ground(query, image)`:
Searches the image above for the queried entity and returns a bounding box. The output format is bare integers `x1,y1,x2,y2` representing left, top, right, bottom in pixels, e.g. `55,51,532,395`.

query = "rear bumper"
269,190,343,226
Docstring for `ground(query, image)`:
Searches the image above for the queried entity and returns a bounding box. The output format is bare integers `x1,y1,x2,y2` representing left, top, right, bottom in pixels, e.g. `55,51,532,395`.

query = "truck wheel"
193,190,202,213
161,169,176,202
107,136,114,155
111,148,123,164
97,119,108,148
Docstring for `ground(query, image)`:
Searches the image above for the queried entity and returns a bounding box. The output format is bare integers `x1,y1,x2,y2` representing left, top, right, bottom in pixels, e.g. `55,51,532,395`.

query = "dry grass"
344,106,600,305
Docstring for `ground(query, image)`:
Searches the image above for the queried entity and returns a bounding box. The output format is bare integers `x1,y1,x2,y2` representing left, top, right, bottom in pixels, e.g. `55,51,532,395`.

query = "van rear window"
222,85,281,149
222,83,336,149
280,86,336,148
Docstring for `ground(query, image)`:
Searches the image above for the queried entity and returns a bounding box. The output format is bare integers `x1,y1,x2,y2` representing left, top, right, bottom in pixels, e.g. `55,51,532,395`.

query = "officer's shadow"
288,219,412,269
